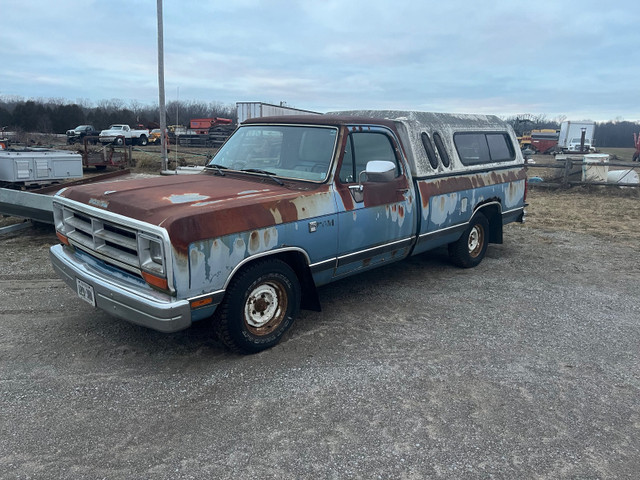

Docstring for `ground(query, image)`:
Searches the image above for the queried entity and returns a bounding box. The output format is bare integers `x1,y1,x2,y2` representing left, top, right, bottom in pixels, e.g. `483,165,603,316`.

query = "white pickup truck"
99,124,149,146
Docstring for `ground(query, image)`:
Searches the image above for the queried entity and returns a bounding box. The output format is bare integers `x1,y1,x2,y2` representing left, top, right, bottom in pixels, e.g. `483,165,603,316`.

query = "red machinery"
189,118,233,135
633,133,640,162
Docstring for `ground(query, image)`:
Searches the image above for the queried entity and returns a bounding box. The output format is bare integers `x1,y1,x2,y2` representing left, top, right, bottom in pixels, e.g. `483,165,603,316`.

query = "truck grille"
58,206,141,273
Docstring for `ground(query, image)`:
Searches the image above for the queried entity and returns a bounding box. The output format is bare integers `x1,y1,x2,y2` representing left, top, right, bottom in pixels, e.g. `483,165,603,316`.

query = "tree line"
0,96,236,135
1,97,639,147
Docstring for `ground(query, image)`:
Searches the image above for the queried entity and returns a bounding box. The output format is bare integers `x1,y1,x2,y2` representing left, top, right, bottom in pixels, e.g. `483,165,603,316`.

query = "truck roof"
243,110,520,177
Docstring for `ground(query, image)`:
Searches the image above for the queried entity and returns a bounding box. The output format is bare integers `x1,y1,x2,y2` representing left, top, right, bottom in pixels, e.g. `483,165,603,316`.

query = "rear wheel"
138,135,148,146
448,212,489,268
214,259,301,354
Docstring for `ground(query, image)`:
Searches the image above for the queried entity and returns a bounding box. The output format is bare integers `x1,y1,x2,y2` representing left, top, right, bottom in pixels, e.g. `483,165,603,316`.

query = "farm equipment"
77,138,132,170
518,129,559,154
530,129,559,154
170,118,235,147
633,133,640,162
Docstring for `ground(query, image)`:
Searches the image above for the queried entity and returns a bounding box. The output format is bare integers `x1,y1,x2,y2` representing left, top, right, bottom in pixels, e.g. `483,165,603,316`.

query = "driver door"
333,126,415,278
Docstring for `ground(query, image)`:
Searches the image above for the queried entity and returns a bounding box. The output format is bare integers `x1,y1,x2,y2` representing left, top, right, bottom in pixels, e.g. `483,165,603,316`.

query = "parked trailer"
558,121,595,152
0,168,132,233
236,102,321,124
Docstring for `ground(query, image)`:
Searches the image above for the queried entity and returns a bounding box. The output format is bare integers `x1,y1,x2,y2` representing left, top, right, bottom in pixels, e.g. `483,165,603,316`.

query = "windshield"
208,125,338,182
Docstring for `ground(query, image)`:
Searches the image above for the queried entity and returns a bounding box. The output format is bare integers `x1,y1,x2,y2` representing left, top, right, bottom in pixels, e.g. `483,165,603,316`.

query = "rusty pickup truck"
50,111,527,353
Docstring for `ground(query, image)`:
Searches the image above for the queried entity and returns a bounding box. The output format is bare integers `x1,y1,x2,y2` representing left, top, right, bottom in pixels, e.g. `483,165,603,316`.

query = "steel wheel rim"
244,281,287,335
468,224,485,258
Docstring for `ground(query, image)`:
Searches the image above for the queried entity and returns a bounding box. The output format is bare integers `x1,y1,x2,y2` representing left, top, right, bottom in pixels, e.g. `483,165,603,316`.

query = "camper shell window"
433,132,451,168
454,132,515,165
420,132,439,170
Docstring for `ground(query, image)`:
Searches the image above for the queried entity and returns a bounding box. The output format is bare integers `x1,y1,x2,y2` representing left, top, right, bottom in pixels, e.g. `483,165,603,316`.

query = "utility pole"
157,0,168,171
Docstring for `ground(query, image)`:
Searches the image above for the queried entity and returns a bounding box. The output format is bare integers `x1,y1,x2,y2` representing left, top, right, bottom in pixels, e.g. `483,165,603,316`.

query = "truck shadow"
67,246,455,363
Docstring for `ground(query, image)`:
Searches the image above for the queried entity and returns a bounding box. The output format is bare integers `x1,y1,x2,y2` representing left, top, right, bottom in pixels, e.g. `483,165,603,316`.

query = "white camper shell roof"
329,110,523,178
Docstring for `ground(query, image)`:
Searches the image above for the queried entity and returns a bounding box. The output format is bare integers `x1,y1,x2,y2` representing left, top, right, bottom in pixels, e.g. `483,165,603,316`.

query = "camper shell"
328,110,522,177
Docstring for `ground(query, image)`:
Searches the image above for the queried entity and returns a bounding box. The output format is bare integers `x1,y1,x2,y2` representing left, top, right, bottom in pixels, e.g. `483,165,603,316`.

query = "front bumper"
50,244,192,332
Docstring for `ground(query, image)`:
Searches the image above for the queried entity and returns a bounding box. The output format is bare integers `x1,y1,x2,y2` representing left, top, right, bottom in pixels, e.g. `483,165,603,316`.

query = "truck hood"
57,172,334,253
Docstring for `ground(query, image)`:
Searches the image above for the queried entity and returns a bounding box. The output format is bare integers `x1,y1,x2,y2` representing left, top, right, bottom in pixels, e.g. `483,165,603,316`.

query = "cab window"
338,131,400,183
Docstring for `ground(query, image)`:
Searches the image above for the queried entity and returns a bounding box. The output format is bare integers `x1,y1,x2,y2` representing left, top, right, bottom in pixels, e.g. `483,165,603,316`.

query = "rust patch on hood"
58,173,334,254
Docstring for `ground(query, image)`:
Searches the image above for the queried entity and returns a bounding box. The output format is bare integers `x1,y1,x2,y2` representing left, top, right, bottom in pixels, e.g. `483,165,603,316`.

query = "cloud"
1,0,639,121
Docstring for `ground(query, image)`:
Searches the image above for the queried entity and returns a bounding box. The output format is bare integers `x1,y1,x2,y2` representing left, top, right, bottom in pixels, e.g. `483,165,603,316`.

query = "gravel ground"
0,222,639,479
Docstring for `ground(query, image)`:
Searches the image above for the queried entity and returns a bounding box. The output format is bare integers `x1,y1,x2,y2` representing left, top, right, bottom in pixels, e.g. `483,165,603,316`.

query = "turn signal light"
142,271,168,291
56,232,70,245
191,297,213,309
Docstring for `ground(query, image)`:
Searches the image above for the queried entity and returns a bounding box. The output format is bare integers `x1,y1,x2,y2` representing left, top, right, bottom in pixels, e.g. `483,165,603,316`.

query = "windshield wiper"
241,168,284,185
204,163,227,176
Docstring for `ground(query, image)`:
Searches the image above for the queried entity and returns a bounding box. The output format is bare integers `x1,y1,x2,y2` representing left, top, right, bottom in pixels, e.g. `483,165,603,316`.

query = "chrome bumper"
49,244,192,333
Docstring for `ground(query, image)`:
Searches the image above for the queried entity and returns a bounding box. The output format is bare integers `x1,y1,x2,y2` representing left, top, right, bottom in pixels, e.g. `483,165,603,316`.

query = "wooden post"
562,158,572,188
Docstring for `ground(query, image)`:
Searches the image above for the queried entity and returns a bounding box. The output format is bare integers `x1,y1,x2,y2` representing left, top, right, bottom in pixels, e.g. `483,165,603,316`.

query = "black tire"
214,259,300,354
448,212,490,268
114,136,124,146
138,135,148,146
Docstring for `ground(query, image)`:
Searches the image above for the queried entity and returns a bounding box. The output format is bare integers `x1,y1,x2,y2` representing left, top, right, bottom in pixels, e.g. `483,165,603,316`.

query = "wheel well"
231,250,321,312
475,201,503,244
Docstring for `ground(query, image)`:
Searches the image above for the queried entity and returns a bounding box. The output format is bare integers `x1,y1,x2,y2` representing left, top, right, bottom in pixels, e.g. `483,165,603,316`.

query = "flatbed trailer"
0,169,132,234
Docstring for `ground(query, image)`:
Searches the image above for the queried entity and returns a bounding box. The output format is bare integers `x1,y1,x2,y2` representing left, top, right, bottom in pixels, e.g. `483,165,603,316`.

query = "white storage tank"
607,169,639,185
581,154,609,183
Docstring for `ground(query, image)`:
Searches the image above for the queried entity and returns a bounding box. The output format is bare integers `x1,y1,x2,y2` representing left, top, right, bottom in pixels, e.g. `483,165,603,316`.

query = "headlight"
138,233,165,276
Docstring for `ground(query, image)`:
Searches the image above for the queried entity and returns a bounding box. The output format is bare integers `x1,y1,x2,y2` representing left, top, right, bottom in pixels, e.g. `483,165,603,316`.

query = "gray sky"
2,0,639,122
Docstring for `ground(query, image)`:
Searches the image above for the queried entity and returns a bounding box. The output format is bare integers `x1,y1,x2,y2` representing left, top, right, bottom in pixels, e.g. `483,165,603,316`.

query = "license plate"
76,278,96,307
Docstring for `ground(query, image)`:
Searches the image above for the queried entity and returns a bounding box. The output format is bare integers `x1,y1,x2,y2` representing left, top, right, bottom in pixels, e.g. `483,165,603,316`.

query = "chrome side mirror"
348,160,397,202
365,160,396,182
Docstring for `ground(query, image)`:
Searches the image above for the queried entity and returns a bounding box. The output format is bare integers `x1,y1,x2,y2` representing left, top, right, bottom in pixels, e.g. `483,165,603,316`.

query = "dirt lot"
525,186,640,246
1,153,639,478
523,150,640,246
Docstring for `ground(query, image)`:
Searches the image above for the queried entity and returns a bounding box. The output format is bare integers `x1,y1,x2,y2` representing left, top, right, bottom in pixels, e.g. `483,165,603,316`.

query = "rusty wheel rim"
244,280,287,336
468,224,485,258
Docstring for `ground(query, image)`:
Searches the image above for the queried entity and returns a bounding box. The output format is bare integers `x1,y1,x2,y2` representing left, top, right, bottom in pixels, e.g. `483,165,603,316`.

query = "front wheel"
214,259,301,354
448,212,490,268
114,136,124,146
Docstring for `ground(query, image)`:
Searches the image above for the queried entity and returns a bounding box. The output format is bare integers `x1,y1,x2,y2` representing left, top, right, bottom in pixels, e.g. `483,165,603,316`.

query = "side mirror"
365,160,396,182
348,160,397,203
